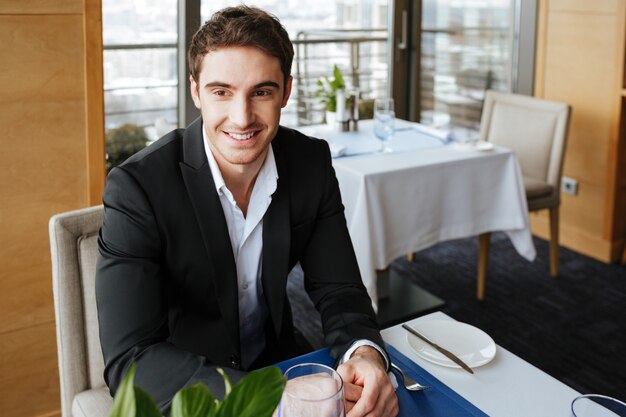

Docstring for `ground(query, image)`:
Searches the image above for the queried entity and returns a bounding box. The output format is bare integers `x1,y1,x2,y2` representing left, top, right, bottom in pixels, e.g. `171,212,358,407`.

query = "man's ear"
189,75,201,109
281,76,293,108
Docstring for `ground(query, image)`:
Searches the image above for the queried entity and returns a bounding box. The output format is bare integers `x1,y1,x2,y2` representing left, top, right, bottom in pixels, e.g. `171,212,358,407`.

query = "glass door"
420,0,514,130
391,0,536,131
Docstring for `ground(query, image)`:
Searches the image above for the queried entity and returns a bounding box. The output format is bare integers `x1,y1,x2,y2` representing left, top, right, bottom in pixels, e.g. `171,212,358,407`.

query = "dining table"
382,311,621,417
277,311,617,417
300,119,536,308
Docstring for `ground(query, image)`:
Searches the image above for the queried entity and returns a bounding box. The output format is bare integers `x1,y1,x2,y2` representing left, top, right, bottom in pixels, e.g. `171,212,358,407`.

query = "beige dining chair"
476,90,571,300
49,205,113,417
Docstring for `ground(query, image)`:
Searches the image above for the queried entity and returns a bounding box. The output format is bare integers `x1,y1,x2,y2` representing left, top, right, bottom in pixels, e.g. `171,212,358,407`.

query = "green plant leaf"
315,65,348,111
171,383,216,417
332,64,345,90
135,387,163,417
216,368,233,397
108,363,137,417
216,367,286,417
108,364,163,417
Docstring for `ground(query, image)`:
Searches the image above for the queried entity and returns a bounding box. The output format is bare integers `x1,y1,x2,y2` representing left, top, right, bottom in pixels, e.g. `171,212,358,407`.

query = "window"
201,0,391,126
102,0,178,170
421,0,514,129
102,0,392,170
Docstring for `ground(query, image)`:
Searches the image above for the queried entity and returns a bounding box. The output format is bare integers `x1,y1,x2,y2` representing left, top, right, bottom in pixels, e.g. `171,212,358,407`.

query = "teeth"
228,131,255,140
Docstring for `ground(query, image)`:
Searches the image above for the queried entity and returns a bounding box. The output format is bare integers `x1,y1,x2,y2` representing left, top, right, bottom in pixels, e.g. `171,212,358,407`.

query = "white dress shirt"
203,131,276,368
202,130,388,370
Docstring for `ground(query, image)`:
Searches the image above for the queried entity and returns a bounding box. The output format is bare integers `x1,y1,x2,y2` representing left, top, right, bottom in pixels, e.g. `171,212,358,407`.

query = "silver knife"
402,323,474,374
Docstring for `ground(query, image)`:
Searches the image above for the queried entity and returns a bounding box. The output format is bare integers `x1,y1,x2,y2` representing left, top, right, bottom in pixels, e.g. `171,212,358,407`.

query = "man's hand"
337,346,399,417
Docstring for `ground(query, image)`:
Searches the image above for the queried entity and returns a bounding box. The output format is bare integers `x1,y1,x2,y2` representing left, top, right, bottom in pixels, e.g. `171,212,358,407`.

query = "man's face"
190,46,292,171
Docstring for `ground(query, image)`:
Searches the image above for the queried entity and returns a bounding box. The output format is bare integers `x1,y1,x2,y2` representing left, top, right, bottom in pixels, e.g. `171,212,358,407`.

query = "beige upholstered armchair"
476,90,571,299
49,205,112,417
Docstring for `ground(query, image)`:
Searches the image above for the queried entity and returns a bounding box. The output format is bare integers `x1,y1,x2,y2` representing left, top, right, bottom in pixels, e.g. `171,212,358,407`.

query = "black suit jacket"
96,118,385,409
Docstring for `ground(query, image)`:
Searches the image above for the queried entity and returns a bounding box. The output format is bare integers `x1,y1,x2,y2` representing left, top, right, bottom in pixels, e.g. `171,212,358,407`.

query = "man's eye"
214,90,227,96
254,90,271,97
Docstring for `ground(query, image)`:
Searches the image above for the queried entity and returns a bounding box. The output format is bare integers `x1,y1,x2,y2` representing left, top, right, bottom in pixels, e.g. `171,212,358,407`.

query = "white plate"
451,141,495,152
406,320,496,369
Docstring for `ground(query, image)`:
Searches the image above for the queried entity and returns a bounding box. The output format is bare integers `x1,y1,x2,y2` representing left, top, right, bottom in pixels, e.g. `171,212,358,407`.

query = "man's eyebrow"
203,81,280,89
253,81,280,89
204,81,231,88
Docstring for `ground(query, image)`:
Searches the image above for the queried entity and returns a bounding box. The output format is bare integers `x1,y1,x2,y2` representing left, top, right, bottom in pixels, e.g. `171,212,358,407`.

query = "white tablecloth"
304,120,536,305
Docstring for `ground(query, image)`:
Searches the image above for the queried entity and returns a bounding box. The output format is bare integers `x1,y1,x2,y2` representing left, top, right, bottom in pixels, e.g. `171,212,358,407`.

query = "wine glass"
374,98,395,153
279,363,345,417
571,394,626,416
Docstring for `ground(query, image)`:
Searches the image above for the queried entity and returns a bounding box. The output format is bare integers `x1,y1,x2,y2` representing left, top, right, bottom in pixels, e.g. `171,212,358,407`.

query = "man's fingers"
346,382,380,417
383,395,400,417
343,366,398,417
374,380,399,417
339,348,399,417
343,382,363,402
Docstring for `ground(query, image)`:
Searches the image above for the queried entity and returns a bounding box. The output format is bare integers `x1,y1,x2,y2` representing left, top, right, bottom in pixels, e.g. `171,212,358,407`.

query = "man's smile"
225,130,259,141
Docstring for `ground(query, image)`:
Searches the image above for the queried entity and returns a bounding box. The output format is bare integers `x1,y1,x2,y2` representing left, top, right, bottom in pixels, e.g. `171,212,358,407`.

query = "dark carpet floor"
287,233,626,403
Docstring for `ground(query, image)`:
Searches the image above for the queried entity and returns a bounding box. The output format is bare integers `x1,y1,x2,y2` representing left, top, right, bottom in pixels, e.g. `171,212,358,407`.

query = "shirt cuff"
340,339,390,371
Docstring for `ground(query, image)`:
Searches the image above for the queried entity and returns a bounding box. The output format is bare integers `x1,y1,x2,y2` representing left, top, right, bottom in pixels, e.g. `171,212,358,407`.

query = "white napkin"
327,141,347,157
412,124,454,143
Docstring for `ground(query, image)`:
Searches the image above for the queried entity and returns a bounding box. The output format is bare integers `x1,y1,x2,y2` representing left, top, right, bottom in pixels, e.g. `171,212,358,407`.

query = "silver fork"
391,363,431,391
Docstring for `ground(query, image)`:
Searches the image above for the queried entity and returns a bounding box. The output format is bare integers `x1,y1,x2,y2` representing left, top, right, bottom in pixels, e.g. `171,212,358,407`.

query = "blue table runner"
275,344,487,417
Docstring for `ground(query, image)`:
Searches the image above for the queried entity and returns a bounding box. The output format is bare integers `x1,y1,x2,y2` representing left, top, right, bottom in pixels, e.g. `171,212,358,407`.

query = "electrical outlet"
561,176,578,195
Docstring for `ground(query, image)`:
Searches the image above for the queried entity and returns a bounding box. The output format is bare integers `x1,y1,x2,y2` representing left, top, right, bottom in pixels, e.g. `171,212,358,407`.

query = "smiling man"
96,6,397,417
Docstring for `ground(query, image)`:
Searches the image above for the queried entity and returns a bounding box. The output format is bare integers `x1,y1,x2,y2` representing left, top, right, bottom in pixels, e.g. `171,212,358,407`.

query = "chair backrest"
480,90,571,190
49,205,105,417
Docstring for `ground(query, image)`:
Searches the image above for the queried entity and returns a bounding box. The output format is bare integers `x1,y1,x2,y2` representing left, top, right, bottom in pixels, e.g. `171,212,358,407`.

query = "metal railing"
102,33,390,129
103,43,178,131
288,28,389,126
102,25,510,131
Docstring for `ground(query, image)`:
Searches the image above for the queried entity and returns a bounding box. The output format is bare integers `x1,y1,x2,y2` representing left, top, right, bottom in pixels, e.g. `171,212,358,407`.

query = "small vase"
325,111,336,126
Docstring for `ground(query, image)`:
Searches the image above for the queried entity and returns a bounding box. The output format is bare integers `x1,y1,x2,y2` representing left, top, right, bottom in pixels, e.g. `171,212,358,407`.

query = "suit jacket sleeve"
297,140,389,366
95,166,245,412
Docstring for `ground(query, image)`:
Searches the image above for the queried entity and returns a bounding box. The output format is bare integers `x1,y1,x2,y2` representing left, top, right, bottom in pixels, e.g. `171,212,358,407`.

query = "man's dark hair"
188,5,294,89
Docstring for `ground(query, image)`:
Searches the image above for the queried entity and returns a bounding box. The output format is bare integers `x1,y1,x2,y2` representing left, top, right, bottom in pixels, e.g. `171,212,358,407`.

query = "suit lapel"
179,118,240,354
263,131,291,338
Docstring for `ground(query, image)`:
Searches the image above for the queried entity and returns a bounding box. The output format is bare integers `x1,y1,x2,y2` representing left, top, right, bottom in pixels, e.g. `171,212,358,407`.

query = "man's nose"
229,95,254,128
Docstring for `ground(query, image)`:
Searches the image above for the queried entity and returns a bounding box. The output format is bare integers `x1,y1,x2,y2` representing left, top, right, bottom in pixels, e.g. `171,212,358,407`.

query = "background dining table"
301,119,536,308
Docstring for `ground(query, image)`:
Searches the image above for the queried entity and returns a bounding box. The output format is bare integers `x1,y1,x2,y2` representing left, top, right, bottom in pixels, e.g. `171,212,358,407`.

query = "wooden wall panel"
531,212,614,261
559,182,610,237
620,100,626,262
623,32,626,89
532,181,610,251
0,15,86,333
36,412,62,417
562,133,611,185
549,0,620,14
85,0,106,205
542,13,619,117
0,322,61,417
0,2,104,416
534,0,626,261
619,99,626,190
0,0,82,15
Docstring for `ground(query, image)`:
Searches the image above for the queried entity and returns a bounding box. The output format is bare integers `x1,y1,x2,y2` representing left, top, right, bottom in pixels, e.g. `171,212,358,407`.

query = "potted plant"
108,364,286,417
315,64,346,125
105,123,149,173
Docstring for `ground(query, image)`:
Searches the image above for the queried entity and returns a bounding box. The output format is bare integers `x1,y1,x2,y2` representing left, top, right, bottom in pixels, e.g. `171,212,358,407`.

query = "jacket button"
230,355,240,368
